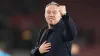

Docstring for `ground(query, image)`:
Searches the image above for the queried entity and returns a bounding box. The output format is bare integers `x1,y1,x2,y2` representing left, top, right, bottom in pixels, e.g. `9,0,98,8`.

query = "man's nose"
49,13,54,16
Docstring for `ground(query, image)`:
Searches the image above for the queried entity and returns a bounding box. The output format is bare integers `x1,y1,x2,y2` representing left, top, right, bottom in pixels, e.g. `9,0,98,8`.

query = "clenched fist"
39,41,51,54
59,5,67,16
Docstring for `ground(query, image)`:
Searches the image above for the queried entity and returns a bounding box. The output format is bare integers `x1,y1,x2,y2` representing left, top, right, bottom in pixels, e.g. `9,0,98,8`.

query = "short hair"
46,1,59,7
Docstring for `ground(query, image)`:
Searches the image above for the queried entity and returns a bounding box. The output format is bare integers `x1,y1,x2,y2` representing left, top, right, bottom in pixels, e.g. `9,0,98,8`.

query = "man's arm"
62,13,77,41
59,5,77,41
31,42,41,56
31,28,51,56
31,30,43,56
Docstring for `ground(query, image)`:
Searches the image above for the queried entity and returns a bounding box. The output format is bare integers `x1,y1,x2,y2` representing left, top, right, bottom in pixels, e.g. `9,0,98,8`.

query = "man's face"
45,5,62,25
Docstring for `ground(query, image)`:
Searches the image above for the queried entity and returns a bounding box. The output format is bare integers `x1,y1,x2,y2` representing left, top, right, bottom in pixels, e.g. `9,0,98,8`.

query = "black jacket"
31,13,77,56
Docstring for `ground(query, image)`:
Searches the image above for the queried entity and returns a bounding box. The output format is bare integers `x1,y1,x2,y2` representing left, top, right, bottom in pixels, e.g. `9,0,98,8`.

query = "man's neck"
48,24,53,29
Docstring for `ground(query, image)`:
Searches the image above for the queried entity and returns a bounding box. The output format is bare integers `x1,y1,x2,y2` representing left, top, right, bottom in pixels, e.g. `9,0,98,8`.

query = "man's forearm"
62,13,77,41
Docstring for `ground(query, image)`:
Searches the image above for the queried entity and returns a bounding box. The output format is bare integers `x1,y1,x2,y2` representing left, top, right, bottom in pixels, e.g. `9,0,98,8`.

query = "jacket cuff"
34,48,43,56
61,13,69,23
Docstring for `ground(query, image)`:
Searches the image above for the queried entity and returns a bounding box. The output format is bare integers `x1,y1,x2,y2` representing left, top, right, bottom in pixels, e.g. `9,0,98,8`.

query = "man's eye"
53,11,57,14
47,11,50,14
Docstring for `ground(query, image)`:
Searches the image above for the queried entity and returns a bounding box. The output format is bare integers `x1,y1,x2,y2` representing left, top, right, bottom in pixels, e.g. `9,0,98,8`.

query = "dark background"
0,0,100,56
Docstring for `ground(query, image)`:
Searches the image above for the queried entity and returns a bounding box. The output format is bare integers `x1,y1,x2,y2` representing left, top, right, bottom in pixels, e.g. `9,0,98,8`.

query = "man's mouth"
49,18,54,20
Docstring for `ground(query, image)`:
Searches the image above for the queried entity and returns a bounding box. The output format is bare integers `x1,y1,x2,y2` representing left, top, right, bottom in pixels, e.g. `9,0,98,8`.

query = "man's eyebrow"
46,10,50,11
47,9,55,11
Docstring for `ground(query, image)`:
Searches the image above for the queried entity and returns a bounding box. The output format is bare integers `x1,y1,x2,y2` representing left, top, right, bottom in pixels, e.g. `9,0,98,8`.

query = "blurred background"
0,0,100,56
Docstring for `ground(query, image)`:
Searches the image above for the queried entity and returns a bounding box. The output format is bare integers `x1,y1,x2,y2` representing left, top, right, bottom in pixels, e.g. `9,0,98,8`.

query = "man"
31,1,77,56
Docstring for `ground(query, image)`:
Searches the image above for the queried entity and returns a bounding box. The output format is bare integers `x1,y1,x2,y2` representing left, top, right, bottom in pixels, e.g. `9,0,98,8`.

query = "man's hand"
59,5,67,16
39,41,51,54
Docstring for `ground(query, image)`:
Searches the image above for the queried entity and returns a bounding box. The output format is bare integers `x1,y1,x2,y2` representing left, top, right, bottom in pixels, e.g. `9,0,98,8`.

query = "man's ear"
44,14,46,18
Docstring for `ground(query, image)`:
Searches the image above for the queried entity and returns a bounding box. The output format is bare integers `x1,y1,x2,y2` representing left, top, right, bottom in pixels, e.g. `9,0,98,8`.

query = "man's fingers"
42,41,47,45
43,42,51,46
59,5,66,16
45,47,51,49
45,43,51,45
44,50,50,53
45,44,51,47
59,5,65,8
59,5,65,9
44,43,51,47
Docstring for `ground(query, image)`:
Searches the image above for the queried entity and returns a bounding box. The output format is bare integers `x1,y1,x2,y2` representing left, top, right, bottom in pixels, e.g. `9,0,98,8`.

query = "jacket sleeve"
31,30,44,56
62,13,77,41
31,42,42,56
